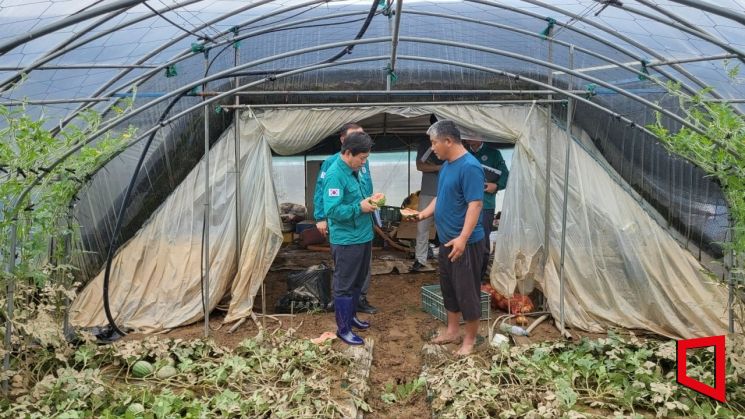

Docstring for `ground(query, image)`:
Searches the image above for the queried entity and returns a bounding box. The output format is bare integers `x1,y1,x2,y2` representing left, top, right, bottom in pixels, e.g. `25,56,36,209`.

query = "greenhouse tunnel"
1,0,743,340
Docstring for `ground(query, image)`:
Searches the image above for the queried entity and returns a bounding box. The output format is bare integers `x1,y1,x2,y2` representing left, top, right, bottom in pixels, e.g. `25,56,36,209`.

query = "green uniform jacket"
469,144,509,210
322,158,374,245
313,152,373,221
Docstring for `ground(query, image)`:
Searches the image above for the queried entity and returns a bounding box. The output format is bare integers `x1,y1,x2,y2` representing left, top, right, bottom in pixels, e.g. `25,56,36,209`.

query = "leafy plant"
424,332,745,418
0,102,135,281
647,69,745,329
380,377,426,404
1,329,370,417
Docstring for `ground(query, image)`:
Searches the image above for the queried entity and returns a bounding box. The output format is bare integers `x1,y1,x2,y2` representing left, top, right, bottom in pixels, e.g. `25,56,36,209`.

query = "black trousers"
480,208,495,278
331,241,372,299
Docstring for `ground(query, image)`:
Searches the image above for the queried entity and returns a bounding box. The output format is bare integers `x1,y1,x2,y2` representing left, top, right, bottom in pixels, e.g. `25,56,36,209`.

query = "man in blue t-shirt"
417,120,485,357
312,123,377,314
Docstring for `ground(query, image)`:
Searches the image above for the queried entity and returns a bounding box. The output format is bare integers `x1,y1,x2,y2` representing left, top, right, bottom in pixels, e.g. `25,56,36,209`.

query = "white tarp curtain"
490,106,728,339
70,118,282,332
71,104,727,338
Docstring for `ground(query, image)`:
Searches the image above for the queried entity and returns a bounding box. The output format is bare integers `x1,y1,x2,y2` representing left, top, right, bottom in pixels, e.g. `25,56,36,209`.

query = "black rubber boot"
352,291,370,329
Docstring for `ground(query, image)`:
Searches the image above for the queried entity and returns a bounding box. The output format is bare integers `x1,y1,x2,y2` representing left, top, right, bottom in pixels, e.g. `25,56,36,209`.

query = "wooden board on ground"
512,334,532,346
371,259,436,275
339,338,374,419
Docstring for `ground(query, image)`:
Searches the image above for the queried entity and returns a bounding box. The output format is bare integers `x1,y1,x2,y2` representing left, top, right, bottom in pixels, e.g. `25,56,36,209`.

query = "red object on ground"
480,284,534,313
508,294,535,314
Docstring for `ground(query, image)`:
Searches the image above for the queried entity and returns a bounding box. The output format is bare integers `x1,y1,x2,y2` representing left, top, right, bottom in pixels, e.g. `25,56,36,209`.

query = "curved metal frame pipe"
0,0,203,91
473,0,729,100
54,0,352,130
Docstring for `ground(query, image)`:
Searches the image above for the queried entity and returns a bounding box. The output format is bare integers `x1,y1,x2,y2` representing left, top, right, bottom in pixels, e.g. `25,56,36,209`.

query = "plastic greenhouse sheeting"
70,104,728,338
489,106,729,339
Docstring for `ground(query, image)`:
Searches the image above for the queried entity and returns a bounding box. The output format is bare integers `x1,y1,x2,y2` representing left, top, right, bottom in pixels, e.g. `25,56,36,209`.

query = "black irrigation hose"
102,90,189,337
230,0,381,77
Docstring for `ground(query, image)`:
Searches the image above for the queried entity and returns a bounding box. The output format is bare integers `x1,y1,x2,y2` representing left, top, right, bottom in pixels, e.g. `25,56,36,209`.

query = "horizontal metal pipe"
0,98,110,106
118,54,663,156
553,53,736,75
201,89,589,96
649,53,739,67
0,64,159,70
222,99,568,108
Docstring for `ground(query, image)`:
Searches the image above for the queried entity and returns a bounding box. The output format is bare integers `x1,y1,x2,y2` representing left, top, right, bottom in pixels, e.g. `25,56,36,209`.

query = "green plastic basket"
421,284,490,324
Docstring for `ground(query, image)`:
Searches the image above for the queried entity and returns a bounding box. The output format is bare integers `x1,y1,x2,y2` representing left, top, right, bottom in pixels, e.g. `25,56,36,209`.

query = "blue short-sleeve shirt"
434,152,485,244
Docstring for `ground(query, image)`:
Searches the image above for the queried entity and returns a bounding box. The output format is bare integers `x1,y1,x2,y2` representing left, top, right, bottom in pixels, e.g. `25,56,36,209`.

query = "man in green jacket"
323,132,377,345
313,123,377,314
464,133,509,281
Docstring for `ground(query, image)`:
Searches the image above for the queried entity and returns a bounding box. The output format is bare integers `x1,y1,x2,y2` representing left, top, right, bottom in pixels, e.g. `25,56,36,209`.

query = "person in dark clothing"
323,132,377,345
463,133,509,281
313,123,378,314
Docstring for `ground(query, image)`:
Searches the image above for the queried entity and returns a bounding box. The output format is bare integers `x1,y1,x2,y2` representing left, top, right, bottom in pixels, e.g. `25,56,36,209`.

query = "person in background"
323,132,377,345
463,133,509,281
313,123,378,314
417,120,485,356
411,116,444,272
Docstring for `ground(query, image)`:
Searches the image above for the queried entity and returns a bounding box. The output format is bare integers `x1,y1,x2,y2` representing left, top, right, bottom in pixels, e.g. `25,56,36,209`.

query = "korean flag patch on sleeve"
328,188,340,197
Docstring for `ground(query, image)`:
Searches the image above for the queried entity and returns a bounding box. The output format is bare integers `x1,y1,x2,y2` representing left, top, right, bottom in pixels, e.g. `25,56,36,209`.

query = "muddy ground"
152,247,570,418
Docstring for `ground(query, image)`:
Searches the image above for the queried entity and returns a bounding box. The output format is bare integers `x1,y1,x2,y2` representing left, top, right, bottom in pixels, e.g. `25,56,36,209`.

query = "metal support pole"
202,56,211,338
559,98,572,335
728,216,735,334
63,206,74,340
233,41,242,297
558,45,574,336
387,0,403,91
542,29,554,269
407,145,411,197
3,222,17,394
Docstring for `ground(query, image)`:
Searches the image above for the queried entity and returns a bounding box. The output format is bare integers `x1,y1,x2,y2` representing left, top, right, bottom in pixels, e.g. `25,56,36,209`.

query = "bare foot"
453,342,475,357
430,331,461,345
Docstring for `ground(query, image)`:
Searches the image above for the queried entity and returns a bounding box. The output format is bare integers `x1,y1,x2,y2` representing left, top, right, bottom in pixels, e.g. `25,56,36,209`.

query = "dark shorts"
438,240,485,321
